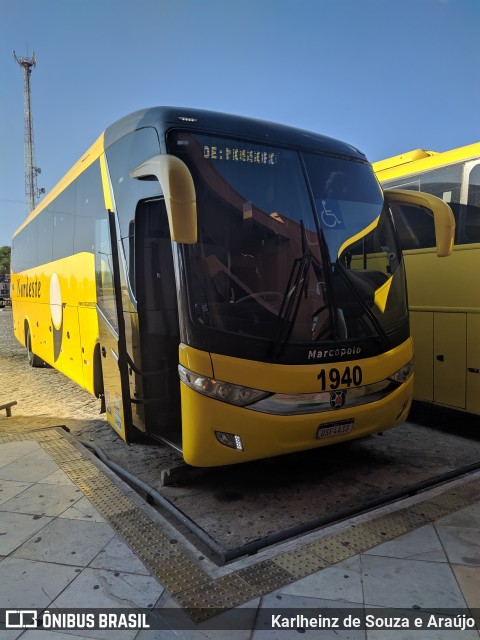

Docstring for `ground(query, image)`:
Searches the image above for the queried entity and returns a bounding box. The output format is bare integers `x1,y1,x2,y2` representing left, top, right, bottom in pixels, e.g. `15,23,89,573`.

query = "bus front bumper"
180,375,413,467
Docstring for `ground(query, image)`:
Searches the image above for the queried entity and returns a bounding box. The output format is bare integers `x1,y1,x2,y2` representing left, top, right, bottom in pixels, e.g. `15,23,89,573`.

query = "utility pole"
13,50,44,213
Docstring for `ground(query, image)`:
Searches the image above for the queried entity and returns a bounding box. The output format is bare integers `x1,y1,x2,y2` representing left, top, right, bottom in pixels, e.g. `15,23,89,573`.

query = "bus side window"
464,164,480,244
12,217,39,273
105,127,161,300
38,209,53,265
75,160,104,254
52,186,75,261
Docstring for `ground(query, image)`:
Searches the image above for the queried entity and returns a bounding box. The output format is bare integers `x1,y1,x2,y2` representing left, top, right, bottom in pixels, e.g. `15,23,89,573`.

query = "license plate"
316,419,354,439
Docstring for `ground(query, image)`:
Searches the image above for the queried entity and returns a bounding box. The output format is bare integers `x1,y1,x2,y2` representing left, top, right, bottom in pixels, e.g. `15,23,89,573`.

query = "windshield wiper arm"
268,221,312,358
335,260,390,348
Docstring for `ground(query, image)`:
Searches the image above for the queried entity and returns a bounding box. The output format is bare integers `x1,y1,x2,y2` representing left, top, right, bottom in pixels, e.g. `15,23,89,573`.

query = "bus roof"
14,106,368,239
373,141,480,182
13,134,105,239
103,106,368,160
373,149,438,173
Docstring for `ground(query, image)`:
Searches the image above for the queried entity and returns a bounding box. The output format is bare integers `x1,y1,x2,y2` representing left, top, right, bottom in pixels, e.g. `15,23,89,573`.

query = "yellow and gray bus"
11,107,454,466
374,142,479,414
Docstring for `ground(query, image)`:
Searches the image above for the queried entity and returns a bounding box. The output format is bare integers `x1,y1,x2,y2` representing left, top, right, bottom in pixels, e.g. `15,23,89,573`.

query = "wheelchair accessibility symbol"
319,199,344,229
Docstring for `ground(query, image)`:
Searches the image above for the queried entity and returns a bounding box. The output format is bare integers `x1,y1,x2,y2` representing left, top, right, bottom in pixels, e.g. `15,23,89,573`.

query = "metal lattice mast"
13,50,43,213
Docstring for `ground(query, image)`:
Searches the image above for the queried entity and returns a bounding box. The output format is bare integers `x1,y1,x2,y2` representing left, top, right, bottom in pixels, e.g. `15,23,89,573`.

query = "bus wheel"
26,324,43,368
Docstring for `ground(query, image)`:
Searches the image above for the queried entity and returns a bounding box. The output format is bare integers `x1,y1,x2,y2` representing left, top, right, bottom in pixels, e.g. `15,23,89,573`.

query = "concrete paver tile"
0,512,53,555
364,525,448,562
52,567,163,608
275,556,364,605
0,478,33,505
0,440,41,468
0,628,22,640
88,535,150,574
1,482,83,517
38,468,76,486
436,524,480,566
21,632,98,640
58,496,106,523
361,555,468,610
50,568,164,639
0,450,59,482
136,593,259,640
12,517,116,566
452,564,480,609
0,556,81,608
367,624,480,640
435,503,480,529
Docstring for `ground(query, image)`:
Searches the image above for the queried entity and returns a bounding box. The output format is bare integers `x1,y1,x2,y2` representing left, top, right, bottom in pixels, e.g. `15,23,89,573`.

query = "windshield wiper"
268,221,314,358
334,260,390,348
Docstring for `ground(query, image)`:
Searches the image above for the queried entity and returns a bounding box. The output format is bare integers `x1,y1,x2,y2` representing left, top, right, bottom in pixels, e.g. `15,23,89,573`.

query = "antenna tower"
13,50,44,212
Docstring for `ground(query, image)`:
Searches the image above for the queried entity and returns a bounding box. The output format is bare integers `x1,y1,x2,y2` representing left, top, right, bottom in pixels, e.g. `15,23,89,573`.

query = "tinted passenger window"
37,209,53,264
384,164,463,247
464,164,480,244
12,217,39,272
53,185,75,260
106,128,161,293
75,160,104,253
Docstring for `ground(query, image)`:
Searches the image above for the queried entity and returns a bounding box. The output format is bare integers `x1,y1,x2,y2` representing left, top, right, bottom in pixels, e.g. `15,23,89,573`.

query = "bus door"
129,154,197,451
95,210,135,441
132,197,182,448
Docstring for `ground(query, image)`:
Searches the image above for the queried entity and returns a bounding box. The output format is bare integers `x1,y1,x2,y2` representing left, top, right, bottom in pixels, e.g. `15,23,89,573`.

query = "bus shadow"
409,401,480,441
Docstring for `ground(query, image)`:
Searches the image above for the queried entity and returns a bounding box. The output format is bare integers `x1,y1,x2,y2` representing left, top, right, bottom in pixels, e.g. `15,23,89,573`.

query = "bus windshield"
168,131,407,355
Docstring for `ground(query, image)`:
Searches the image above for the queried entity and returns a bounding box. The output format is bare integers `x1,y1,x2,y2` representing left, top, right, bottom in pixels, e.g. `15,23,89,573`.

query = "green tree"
0,246,11,275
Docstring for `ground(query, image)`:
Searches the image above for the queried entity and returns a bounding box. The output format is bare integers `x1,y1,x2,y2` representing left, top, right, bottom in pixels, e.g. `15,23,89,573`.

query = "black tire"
26,324,43,367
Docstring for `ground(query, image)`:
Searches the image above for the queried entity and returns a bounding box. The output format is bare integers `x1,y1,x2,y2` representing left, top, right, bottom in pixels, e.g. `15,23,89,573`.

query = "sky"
1,0,479,247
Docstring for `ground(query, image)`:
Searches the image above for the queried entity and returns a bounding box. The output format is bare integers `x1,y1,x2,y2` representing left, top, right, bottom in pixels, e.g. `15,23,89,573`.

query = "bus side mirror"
130,155,197,244
383,188,455,257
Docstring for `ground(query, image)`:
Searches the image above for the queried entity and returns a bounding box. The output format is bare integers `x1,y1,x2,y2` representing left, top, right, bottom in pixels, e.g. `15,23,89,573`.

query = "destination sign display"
203,144,278,165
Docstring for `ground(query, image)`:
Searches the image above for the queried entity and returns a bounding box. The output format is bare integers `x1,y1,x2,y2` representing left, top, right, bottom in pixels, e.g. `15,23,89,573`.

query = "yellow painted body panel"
375,141,480,415
209,338,413,392
11,252,99,395
433,313,466,409
181,374,412,467
180,339,413,466
409,311,433,402
178,343,213,377
372,149,436,174
404,247,480,312
467,314,480,414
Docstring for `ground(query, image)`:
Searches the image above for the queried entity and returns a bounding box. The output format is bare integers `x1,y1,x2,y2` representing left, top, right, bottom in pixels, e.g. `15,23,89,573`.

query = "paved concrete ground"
1,307,480,638
0,307,182,486
0,429,479,639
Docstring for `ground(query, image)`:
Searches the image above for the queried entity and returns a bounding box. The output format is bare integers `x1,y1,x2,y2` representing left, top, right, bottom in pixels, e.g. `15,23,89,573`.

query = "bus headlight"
388,359,414,384
178,365,271,407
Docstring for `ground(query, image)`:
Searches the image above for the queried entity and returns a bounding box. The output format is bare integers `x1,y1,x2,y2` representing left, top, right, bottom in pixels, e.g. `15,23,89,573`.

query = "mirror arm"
130,155,197,244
